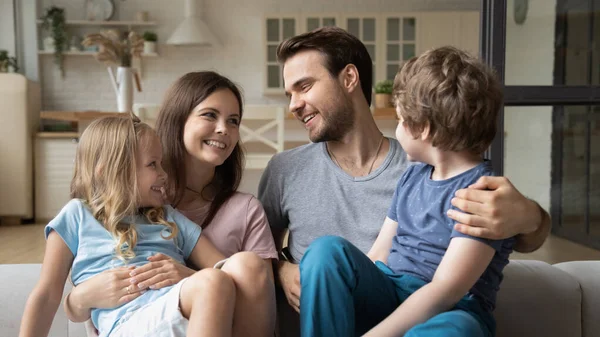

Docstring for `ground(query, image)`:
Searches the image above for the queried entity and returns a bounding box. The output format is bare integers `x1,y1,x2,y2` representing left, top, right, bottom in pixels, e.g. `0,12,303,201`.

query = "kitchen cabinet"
34,134,78,222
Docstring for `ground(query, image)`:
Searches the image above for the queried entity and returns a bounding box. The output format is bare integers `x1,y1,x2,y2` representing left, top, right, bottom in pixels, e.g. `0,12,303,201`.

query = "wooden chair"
240,105,286,169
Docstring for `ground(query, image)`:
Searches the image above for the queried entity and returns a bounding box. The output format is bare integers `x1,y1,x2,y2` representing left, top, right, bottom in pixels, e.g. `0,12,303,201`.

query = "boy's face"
136,132,167,208
283,50,354,143
395,107,427,163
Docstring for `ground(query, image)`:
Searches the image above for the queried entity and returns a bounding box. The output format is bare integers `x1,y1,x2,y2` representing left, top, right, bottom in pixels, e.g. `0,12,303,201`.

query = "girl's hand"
129,253,196,290
70,266,145,311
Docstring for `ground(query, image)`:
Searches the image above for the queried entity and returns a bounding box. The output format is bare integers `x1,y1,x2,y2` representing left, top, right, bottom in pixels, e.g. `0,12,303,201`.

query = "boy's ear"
340,64,360,94
420,122,431,141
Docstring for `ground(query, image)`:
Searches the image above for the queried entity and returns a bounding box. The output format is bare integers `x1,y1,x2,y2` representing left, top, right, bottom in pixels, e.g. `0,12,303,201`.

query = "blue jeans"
299,236,495,337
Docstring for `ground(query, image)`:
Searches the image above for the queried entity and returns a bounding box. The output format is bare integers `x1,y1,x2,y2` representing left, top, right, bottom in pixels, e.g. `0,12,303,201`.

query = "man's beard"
310,97,355,143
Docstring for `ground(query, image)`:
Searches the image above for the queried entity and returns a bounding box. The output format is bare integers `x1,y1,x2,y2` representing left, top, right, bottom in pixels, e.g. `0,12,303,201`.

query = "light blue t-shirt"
45,199,202,337
386,161,515,311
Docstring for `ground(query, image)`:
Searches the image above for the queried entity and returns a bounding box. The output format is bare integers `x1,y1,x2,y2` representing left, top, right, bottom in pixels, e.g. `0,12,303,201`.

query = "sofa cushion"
0,264,86,337
554,261,600,337
495,260,582,337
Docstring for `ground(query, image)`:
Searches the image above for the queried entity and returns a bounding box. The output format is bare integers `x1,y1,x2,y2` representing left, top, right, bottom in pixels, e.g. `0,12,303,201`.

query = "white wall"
37,0,479,111
504,0,555,211
0,0,15,56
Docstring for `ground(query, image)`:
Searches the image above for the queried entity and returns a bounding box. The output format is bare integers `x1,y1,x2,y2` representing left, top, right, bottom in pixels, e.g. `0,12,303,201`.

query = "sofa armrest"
495,260,582,337
554,261,600,337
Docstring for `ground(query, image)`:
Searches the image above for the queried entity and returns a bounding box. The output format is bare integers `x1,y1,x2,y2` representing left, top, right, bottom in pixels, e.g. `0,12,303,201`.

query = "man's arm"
258,159,302,312
447,176,551,253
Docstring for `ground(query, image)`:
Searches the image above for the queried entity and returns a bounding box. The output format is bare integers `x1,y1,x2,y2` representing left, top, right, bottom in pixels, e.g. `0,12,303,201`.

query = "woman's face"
182,88,241,167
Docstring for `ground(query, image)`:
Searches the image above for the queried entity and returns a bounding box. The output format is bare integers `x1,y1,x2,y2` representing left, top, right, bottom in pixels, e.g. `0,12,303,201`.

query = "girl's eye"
148,161,156,168
202,112,217,119
229,118,240,126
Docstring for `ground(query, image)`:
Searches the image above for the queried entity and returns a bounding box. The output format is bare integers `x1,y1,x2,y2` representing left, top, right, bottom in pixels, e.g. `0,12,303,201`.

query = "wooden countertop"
41,111,123,122
41,108,397,122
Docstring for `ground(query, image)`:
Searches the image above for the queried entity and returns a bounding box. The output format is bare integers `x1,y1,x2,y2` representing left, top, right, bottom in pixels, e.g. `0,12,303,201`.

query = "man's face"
283,50,354,142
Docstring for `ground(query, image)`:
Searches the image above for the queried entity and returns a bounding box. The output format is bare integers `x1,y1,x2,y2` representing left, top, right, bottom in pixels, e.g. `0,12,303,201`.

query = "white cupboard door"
35,138,77,221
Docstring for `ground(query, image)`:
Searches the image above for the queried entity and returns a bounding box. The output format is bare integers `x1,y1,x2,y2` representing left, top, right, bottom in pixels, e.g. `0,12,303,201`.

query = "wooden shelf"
37,20,157,26
36,132,79,139
38,51,158,57
41,111,123,122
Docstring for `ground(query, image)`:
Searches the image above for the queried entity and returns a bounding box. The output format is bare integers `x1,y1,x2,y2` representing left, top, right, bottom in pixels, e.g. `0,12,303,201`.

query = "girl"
64,72,277,336
19,115,274,337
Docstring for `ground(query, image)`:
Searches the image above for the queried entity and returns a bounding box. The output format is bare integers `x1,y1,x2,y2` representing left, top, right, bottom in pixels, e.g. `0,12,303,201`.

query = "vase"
114,66,134,112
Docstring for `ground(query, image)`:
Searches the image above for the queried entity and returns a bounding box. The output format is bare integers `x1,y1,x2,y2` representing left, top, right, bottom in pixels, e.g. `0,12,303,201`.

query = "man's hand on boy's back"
447,176,550,252
277,260,301,313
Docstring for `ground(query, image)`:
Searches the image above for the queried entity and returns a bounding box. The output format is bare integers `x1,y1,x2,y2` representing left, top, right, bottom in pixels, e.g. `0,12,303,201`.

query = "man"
258,27,550,336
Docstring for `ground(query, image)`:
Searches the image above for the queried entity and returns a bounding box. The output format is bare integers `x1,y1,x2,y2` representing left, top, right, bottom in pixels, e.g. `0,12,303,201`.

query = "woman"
65,72,277,336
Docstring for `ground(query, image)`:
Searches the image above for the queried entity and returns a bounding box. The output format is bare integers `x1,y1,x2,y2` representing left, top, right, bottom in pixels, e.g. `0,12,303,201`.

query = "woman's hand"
129,253,196,290
67,266,145,322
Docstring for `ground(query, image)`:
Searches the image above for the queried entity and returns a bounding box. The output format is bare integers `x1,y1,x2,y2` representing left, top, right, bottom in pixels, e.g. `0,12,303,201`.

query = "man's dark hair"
277,26,373,105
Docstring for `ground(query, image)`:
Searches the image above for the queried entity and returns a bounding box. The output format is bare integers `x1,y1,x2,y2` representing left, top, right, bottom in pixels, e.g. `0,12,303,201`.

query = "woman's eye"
229,119,240,126
202,112,216,119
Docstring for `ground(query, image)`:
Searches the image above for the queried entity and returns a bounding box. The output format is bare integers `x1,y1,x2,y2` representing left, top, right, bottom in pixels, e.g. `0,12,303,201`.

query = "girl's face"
182,88,241,167
137,132,168,208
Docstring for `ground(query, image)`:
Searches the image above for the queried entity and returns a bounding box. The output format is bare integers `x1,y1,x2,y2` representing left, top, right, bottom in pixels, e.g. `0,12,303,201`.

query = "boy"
298,46,513,337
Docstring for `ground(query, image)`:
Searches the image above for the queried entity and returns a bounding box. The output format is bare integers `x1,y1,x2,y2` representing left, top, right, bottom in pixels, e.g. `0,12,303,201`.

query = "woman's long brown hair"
155,71,245,229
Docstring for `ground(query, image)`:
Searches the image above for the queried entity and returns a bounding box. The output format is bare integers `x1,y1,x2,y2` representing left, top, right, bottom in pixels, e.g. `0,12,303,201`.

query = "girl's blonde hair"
70,114,178,261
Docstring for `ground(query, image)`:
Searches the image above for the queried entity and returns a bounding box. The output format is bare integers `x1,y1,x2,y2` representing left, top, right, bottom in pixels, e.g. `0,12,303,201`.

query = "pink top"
177,192,278,260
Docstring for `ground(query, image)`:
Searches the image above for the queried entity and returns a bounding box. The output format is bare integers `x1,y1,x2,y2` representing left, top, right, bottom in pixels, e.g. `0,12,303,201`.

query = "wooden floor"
0,224,599,264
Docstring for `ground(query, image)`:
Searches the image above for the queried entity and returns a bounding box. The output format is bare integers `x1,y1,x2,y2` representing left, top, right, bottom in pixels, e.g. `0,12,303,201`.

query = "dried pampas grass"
82,29,144,67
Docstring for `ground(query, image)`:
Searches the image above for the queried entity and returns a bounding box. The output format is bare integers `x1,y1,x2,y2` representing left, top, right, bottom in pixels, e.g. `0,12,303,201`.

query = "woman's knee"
222,252,269,282
186,268,236,298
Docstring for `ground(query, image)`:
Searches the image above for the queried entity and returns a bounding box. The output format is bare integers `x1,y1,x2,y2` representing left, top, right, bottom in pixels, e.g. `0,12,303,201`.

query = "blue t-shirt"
386,161,515,311
45,199,202,337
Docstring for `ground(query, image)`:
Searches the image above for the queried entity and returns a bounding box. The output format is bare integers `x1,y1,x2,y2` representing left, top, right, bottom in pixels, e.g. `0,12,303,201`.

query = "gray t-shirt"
258,138,409,262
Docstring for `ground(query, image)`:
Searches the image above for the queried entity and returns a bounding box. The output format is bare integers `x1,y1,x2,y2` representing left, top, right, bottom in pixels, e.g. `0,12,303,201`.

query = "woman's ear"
340,64,360,94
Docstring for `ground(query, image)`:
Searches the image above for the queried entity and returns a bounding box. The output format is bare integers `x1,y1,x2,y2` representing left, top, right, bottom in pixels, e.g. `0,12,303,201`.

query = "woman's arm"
187,235,227,270
20,231,74,337
363,237,495,337
367,217,398,263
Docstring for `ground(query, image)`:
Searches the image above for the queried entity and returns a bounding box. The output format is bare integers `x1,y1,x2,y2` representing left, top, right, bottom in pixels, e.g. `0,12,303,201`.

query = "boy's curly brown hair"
393,46,503,154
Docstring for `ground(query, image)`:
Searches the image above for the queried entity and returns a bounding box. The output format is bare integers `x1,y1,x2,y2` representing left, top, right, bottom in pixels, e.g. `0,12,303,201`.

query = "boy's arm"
363,237,495,337
367,217,398,263
20,231,74,337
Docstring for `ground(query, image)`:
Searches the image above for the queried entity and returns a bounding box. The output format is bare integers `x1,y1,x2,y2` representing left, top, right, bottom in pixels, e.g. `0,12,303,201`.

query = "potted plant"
142,31,157,54
374,80,394,109
0,50,19,73
40,6,67,75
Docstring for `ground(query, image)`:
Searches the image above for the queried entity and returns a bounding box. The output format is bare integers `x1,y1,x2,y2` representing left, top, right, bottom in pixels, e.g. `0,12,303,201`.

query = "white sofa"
1,260,599,337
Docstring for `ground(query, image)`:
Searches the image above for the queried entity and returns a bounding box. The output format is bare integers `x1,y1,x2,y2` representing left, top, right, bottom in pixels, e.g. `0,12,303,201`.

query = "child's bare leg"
179,268,236,337
221,252,276,337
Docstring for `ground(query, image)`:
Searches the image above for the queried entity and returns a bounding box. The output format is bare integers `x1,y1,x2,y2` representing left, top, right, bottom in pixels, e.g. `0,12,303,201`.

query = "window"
383,16,416,80
265,17,297,92
342,16,378,85
303,15,338,32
